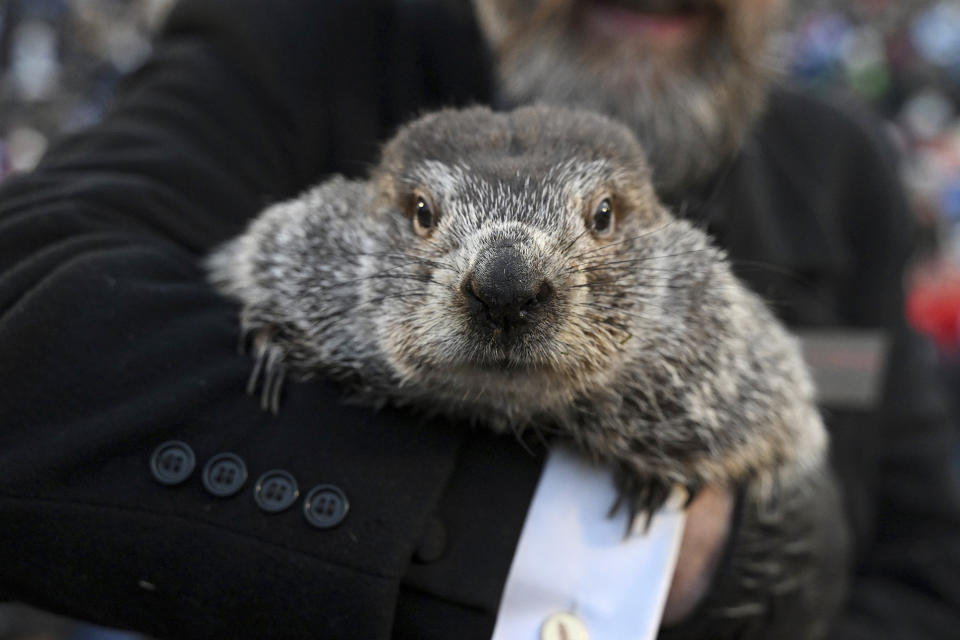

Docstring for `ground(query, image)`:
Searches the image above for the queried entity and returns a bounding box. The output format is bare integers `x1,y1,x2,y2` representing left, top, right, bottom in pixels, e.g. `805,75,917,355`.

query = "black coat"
1,1,958,638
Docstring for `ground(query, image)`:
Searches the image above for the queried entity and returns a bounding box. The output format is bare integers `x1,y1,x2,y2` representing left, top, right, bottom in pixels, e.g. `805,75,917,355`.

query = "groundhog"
207,105,827,521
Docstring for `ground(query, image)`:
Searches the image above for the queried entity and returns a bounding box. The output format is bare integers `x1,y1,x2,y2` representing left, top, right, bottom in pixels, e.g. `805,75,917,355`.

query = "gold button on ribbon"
540,612,589,640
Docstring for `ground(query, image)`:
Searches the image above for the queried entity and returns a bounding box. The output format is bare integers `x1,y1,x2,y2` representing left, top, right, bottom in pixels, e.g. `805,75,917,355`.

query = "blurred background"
1,0,959,638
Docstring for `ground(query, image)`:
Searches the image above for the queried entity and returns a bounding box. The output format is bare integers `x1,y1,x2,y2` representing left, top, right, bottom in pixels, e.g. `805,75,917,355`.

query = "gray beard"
494,33,777,199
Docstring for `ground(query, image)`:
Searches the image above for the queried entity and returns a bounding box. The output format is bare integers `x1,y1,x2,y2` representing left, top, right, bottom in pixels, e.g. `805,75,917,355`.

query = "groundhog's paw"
610,463,702,536
242,326,288,414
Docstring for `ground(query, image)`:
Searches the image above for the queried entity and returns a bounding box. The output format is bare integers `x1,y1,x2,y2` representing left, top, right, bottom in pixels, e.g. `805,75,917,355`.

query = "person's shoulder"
756,84,914,268
762,84,899,166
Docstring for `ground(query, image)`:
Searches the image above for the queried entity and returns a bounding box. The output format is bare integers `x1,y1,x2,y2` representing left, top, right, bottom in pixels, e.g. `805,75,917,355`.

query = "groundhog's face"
472,0,783,198
368,107,674,417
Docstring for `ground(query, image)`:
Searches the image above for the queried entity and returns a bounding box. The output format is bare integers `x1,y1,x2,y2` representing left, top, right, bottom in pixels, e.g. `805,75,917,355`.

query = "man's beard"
477,1,782,200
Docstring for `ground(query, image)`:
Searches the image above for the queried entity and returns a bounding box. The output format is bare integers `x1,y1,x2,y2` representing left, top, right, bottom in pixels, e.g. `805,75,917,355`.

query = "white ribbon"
491,447,687,640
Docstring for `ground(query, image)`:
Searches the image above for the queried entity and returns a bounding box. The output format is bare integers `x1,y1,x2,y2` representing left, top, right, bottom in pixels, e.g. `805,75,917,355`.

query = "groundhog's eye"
413,194,435,237
592,198,614,236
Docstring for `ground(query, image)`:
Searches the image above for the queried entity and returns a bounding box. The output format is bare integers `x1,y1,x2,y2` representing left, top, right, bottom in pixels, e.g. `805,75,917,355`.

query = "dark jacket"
1,1,958,638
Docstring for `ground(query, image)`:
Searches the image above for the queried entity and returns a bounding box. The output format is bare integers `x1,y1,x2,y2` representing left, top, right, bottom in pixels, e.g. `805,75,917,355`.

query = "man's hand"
662,485,735,626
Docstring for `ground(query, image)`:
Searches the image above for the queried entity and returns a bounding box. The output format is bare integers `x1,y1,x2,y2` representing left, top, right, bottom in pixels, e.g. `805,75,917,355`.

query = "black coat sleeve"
826,99,960,640
760,90,960,639
668,89,960,640
0,2,531,638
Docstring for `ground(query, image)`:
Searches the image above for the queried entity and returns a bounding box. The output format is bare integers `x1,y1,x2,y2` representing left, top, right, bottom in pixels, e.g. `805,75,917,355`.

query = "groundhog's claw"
244,327,287,414
610,464,704,536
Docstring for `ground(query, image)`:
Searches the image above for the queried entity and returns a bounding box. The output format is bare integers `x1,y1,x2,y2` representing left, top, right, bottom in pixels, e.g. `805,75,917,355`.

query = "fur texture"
208,105,826,518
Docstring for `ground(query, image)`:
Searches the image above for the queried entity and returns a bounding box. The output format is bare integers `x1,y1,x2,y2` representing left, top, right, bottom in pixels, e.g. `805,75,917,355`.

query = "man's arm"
758,89,960,639
0,2,500,637
662,88,960,639
826,95,960,639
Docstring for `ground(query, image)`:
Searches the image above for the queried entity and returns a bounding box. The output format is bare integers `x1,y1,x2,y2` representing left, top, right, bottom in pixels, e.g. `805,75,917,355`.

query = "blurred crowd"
1,0,959,638
0,0,172,175
788,0,960,232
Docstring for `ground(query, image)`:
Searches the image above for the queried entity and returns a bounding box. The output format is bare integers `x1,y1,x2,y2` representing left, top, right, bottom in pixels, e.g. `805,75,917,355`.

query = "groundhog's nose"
463,247,554,335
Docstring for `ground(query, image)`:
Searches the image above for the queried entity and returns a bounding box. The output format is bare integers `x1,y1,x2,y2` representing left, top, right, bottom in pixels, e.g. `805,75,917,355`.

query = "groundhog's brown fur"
208,105,826,519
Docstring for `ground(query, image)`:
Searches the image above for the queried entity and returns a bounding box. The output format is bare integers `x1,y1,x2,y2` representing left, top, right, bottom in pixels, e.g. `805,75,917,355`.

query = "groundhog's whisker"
627,265,716,275
568,270,704,285
726,259,838,313
571,248,711,273
555,227,594,256
593,284,747,299
358,273,446,287
574,301,666,323
311,262,449,297
566,311,635,335
338,249,456,271
576,279,731,294
567,221,679,260
565,280,622,290
306,291,431,330
309,262,426,294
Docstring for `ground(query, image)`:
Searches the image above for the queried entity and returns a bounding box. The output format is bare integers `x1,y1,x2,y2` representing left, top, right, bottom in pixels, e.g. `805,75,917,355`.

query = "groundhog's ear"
369,171,401,214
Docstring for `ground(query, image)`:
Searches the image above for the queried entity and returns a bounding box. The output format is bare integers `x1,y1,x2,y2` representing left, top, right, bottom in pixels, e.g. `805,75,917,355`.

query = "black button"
413,516,447,564
253,470,299,513
202,453,248,498
150,441,196,486
303,484,349,529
